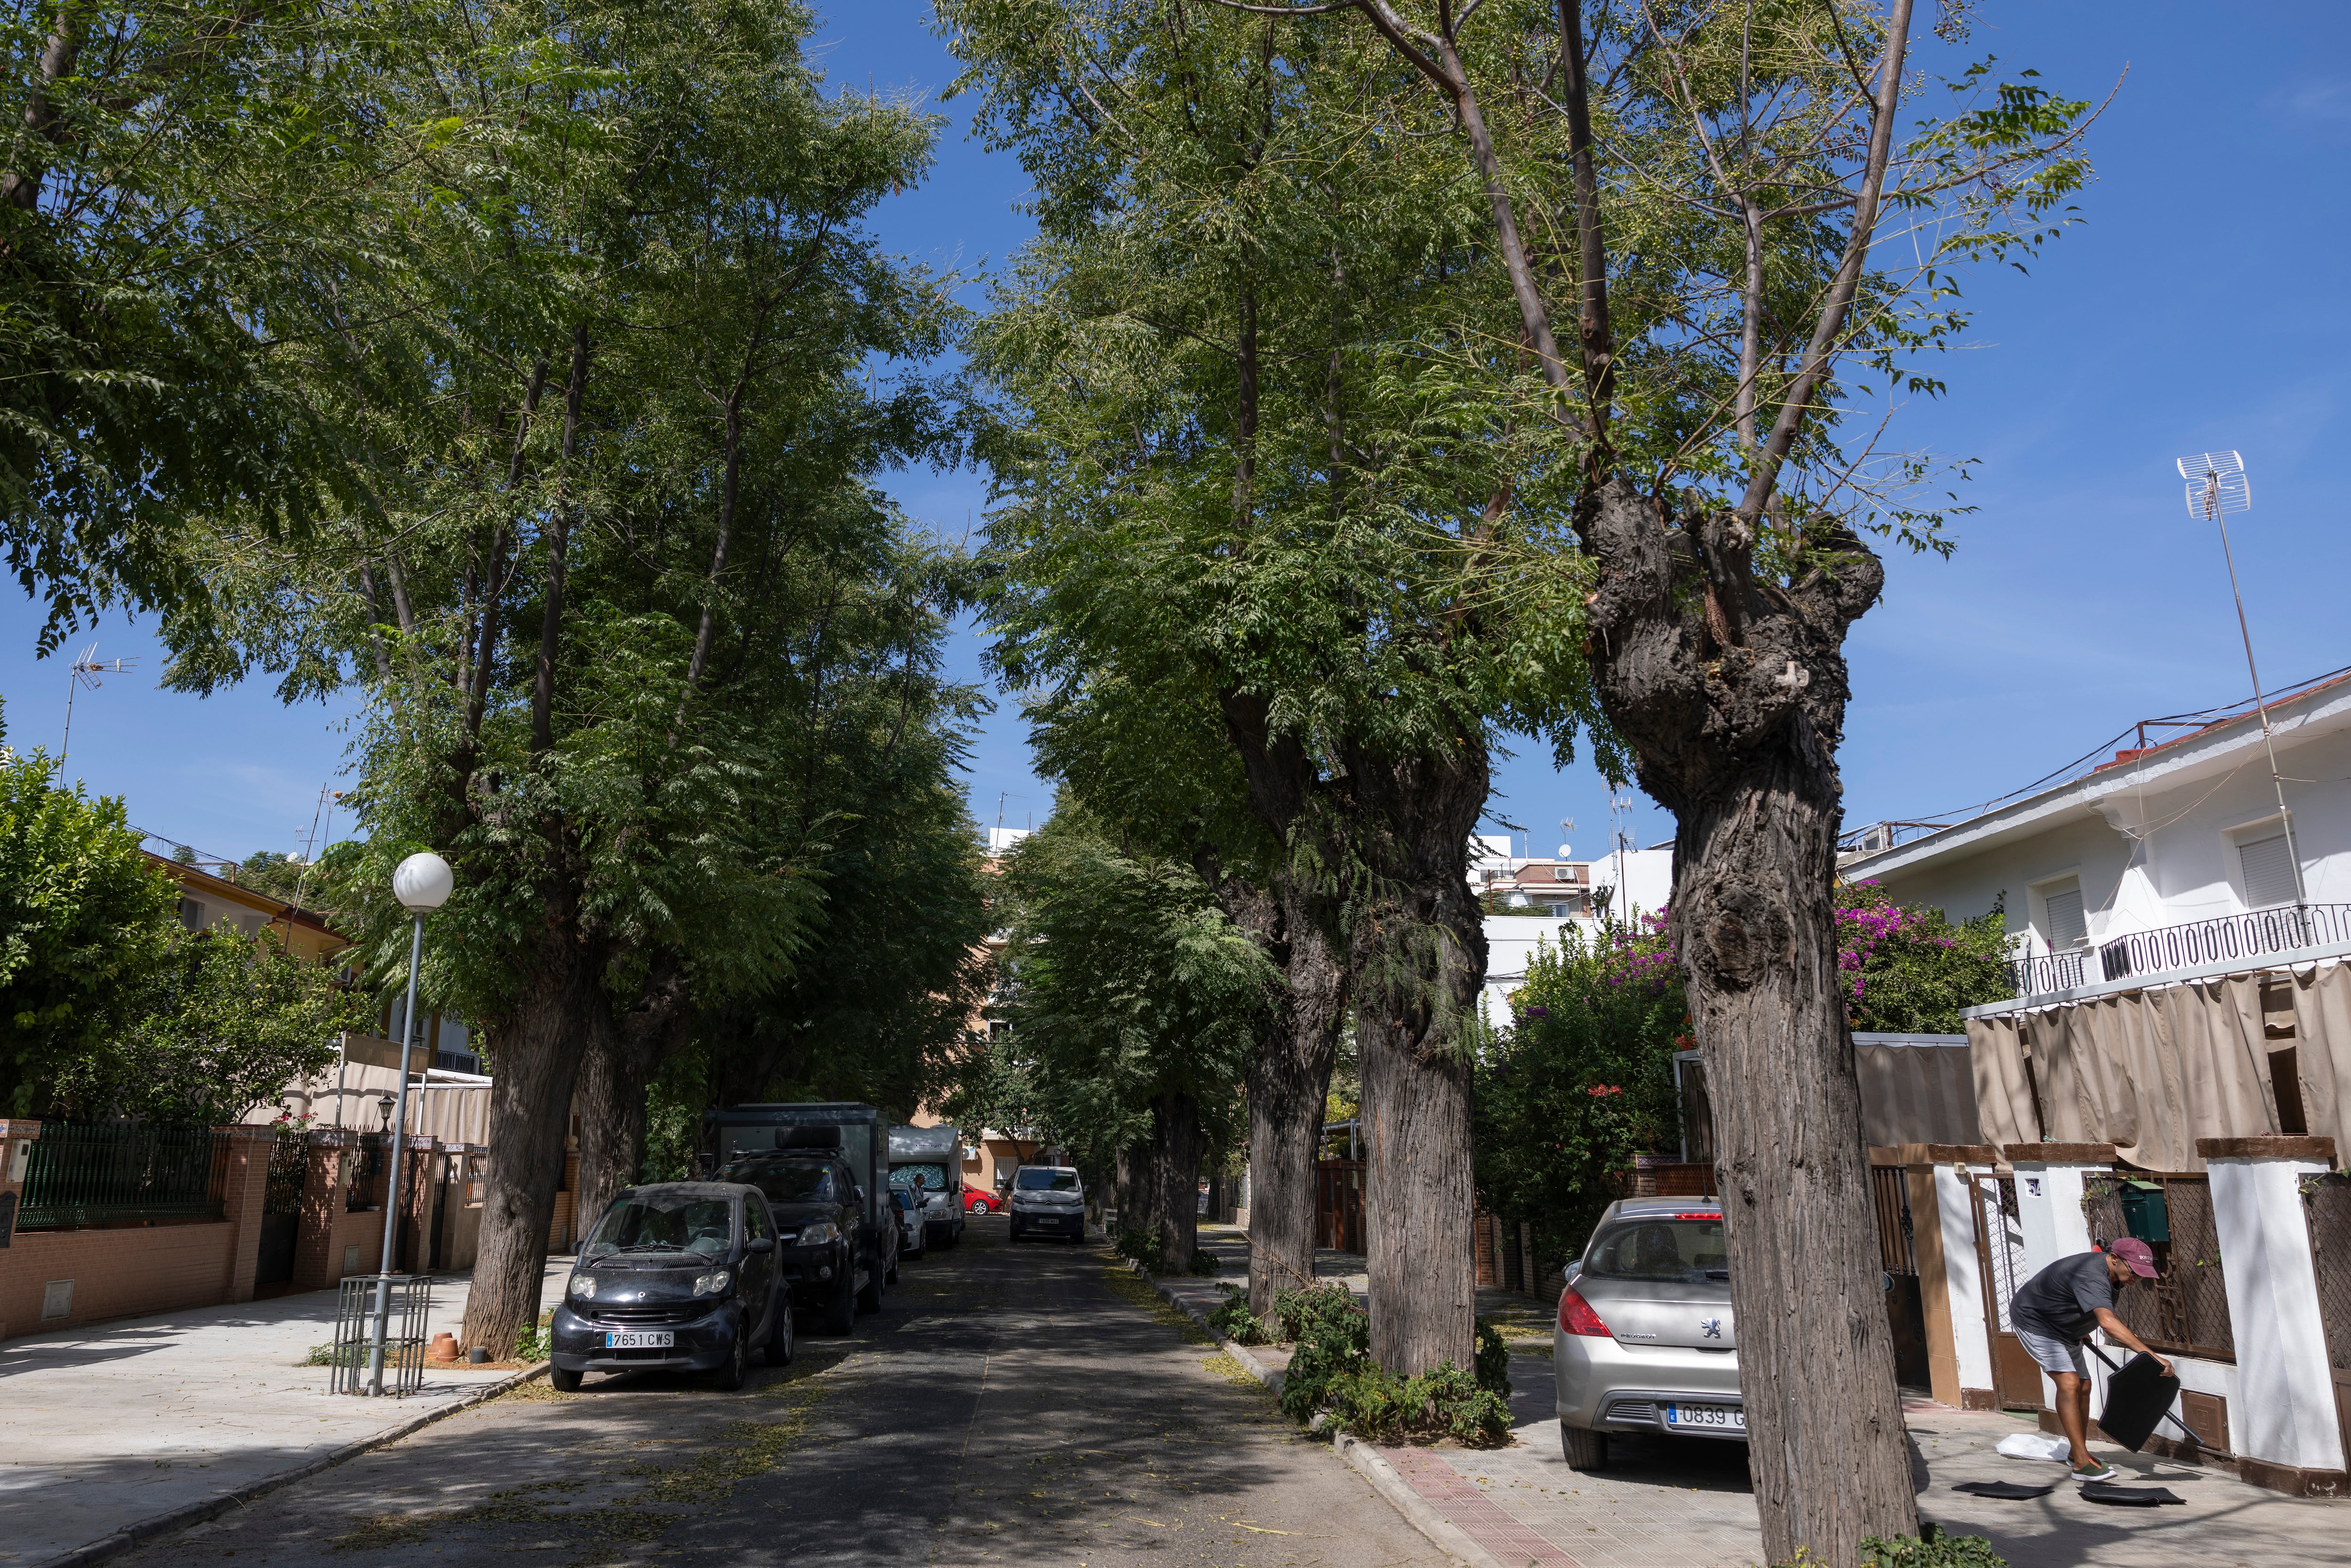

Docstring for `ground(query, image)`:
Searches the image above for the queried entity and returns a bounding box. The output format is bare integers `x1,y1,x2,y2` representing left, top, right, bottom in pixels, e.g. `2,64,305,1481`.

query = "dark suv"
718,1147,884,1334
550,1182,789,1391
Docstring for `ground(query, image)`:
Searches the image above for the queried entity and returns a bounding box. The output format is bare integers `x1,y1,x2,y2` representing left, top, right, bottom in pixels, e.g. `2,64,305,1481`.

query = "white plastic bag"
1995,1432,2072,1463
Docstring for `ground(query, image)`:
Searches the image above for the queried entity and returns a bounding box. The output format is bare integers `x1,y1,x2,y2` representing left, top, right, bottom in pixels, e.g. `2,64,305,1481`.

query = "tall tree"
169,0,971,1355
953,0,1605,1372
1233,0,2092,1554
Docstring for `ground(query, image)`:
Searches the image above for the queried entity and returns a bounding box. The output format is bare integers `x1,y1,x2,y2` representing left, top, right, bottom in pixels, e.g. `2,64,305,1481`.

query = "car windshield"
723,1161,836,1204
584,1194,735,1260
1584,1218,1728,1284
1016,1168,1080,1192
891,1162,950,1192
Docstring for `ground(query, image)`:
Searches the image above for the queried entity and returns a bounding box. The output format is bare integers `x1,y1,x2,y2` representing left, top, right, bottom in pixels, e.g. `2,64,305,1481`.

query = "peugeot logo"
1699,1318,1723,1340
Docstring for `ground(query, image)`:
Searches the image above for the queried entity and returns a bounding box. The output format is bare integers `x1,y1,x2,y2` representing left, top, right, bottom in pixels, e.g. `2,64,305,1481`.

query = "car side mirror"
746,1236,775,1254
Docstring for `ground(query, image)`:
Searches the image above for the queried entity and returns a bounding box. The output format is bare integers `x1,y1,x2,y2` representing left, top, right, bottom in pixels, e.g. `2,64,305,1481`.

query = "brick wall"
0,1221,241,1339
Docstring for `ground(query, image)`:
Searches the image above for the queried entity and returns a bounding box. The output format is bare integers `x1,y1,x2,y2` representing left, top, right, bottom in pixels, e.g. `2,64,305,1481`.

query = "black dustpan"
1953,1480,2058,1500
2095,1352,2179,1452
2080,1481,2185,1505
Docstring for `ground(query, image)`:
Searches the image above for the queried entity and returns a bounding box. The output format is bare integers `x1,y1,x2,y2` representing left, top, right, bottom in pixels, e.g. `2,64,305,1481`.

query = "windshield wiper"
610,1243,691,1254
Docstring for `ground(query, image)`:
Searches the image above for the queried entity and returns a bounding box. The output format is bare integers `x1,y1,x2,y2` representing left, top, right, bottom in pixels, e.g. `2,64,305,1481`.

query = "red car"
964,1189,1002,1215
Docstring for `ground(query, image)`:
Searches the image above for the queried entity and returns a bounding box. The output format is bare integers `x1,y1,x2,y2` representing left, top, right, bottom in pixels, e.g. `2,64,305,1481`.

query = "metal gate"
1871,1163,1930,1389
253,1134,309,1288
1970,1174,2044,1410
1315,1159,1364,1254
2303,1173,2351,1471
2083,1173,2234,1360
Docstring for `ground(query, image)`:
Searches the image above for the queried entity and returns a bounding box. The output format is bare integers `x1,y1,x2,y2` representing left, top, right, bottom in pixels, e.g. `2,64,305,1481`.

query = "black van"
708,1103,897,1316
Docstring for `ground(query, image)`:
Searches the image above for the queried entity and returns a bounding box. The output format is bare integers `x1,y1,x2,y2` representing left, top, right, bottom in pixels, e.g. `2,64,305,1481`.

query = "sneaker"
2071,1459,2117,1482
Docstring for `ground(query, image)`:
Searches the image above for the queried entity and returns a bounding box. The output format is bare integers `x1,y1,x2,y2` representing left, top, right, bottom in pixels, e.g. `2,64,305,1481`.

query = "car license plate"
603,1331,674,1349
1664,1403,1744,1432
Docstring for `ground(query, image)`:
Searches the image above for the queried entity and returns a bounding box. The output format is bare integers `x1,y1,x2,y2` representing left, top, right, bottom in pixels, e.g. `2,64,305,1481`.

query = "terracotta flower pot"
428,1332,459,1364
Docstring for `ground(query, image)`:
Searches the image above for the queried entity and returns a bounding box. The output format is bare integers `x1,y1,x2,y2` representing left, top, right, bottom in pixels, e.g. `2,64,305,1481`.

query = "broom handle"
2086,1341,2226,1457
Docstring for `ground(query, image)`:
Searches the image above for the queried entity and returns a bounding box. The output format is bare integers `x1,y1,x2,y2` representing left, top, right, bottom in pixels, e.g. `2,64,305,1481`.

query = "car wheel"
1561,1425,1608,1472
822,1266,856,1335
549,1365,584,1393
709,1314,749,1392
940,1224,959,1249
888,1248,903,1282
1008,1223,1023,1242
858,1255,885,1313
765,1300,794,1367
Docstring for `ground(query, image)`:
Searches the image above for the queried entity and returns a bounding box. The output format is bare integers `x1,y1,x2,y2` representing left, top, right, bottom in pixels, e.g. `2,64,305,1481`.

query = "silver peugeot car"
1554,1197,1740,1469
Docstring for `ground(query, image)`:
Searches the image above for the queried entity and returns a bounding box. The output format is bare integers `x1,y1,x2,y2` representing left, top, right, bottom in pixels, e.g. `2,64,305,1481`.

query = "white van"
886,1124,965,1249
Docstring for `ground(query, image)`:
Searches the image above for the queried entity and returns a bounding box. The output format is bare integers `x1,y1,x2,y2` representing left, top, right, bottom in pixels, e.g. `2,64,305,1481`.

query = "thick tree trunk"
458,917,604,1359
1578,476,1913,1561
1343,741,1488,1376
1237,869,1346,1316
574,952,694,1231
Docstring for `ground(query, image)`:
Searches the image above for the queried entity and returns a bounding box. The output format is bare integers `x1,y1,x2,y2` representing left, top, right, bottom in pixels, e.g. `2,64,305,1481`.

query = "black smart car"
717,1143,882,1335
549,1182,790,1391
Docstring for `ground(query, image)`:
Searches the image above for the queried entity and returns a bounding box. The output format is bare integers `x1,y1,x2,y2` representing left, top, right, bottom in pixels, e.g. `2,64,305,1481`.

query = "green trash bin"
2117,1180,2170,1245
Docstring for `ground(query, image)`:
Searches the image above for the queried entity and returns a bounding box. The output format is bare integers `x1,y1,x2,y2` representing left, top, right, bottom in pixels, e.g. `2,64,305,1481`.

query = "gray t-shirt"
2011,1251,2117,1341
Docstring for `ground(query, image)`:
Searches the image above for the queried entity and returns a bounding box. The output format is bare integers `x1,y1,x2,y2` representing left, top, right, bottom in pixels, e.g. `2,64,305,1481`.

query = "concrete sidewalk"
0,1261,566,1568
1170,1224,2348,1568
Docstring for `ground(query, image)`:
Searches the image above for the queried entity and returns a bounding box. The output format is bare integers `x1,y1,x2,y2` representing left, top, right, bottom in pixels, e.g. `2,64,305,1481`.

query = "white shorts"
2015,1324,2087,1378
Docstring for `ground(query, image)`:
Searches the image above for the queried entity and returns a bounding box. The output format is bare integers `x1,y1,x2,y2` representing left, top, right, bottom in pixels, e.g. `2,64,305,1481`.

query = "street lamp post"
368,851,453,1396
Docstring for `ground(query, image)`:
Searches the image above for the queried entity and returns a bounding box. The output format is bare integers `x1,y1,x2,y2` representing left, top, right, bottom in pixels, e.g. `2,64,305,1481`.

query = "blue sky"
3,1,2346,871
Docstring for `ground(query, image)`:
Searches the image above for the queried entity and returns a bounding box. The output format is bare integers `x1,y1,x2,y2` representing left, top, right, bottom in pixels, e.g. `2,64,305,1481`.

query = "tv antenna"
60,644,135,764
1557,816,1574,860
2176,450,2303,906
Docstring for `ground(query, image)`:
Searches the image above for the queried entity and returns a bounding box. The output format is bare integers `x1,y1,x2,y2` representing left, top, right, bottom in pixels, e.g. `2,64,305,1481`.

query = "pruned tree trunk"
1579,477,1910,1560
459,914,605,1359
1236,868,1346,1316
574,950,694,1231
1143,1090,1203,1273
1344,741,1488,1376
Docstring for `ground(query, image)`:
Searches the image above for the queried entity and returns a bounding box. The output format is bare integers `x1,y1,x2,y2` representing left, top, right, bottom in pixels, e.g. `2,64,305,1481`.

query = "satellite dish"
1556,844,1572,859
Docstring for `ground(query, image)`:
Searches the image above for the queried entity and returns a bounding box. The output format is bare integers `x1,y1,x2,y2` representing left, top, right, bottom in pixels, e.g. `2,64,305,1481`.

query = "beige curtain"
1968,1014,2036,1149
2156,977,2279,1169
1854,1042,1982,1146
2286,961,2351,1159
1968,977,2280,1171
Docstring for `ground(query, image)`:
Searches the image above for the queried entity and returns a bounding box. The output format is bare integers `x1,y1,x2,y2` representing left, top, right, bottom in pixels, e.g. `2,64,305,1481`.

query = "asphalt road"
131,1213,1450,1568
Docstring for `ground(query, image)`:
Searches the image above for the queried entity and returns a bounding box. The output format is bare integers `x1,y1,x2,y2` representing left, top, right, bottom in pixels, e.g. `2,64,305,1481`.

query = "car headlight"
568,1274,597,1300
797,1221,840,1247
693,1269,733,1297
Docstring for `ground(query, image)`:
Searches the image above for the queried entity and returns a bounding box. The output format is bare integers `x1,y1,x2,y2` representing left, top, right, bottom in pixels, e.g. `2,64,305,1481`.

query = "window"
2239,831,2298,909
2043,883,2087,950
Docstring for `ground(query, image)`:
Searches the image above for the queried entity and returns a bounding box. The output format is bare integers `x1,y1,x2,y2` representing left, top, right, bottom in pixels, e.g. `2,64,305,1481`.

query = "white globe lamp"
392,851,454,914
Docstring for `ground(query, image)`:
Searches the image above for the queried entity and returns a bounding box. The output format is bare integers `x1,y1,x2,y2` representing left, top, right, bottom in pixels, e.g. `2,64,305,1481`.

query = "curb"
1141,1272,1284,1395
26,1362,551,1568
1333,1433,1513,1568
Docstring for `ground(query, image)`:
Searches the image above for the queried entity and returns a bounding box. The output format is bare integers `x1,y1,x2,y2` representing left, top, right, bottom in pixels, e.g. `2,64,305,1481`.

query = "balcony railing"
2005,903,2351,1000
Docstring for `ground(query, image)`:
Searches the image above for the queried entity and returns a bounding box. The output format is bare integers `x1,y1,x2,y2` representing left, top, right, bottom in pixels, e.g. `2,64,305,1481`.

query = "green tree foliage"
119,0,991,1352
1473,918,1684,1270
54,925,361,1123
987,804,1274,1263
1839,882,2012,1034
0,748,176,1112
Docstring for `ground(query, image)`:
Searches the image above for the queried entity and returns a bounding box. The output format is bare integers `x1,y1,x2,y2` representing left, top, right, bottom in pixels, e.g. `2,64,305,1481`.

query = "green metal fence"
17,1123,232,1230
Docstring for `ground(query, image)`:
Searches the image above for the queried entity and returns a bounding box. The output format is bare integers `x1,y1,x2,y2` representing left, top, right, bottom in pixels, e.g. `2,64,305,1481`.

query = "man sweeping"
2009,1237,2170,1481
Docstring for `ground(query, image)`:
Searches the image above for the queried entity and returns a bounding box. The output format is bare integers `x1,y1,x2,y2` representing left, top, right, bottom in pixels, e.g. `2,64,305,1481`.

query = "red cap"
2106,1237,2158,1278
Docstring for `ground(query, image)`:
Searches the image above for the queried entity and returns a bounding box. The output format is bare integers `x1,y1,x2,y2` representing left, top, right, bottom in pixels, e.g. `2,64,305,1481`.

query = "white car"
1007,1166,1087,1242
1554,1198,1742,1469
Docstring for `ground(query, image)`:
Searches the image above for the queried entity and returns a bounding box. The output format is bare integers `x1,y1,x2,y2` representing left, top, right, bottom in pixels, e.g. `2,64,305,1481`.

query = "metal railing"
2004,902,2351,1000
2098,903,2351,982
17,1123,231,1230
2006,948,2096,998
